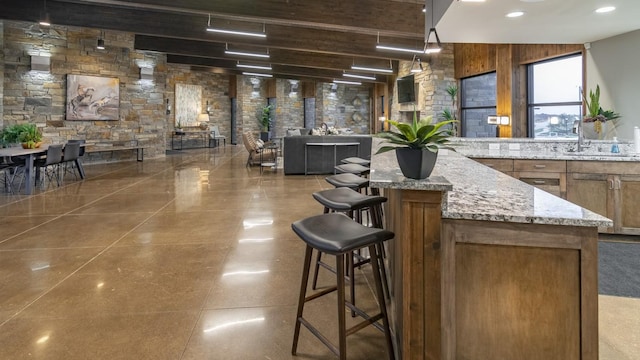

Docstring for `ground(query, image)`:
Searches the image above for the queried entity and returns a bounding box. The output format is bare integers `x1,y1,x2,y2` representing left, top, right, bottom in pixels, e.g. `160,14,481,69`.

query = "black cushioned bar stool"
334,163,370,177
291,213,395,360
325,173,369,192
311,187,389,311
340,156,371,167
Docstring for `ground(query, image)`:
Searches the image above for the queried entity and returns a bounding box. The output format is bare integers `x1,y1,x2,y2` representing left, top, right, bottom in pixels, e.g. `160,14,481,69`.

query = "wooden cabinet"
567,161,640,235
513,159,567,198
472,158,513,175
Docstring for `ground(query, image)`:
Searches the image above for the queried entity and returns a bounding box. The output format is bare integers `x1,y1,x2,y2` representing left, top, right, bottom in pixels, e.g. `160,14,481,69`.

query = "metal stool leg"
292,245,314,355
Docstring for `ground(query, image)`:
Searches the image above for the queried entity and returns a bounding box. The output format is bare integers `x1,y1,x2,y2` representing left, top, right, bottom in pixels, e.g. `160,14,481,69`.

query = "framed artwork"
175,84,202,127
66,74,120,120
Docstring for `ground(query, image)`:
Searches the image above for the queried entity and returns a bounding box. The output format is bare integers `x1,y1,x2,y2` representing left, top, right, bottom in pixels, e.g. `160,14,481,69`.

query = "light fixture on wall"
97,30,105,50
39,0,51,26
410,55,423,73
488,115,509,137
225,44,270,59
166,98,171,115
30,54,51,72
206,14,266,38
206,101,212,114
425,0,442,54
139,66,153,80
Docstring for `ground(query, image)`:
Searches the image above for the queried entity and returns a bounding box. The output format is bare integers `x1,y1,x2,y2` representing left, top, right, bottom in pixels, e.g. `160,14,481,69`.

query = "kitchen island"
370,147,612,360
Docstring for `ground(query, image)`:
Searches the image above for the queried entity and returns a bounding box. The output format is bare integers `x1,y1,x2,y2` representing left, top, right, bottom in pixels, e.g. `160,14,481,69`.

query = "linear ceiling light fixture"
351,63,393,73
207,14,266,38
595,6,616,13
39,0,51,26
425,0,442,54
225,44,270,59
334,80,362,85
376,31,425,54
242,72,272,78
237,62,272,70
343,73,376,80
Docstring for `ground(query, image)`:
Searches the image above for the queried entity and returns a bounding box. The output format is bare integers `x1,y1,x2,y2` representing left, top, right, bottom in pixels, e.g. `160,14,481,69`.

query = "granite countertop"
370,144,612,228
457,149,640,161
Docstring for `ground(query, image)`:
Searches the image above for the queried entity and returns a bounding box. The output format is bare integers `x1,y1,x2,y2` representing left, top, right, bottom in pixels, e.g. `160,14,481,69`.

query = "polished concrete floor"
0,145,638,359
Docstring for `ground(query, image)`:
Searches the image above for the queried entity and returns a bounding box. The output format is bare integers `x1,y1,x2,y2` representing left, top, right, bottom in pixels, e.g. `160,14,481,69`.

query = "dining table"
0,144,86,195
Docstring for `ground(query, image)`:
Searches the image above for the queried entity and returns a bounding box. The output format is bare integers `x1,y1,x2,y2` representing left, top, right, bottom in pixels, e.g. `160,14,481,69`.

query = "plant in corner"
376,109,456,179
440,85,459,137
583,84,621,139
259,104,273,141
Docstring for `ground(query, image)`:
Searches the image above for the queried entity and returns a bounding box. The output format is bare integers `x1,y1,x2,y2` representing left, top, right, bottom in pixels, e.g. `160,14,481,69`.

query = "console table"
171,131,209,150
304,142,359,175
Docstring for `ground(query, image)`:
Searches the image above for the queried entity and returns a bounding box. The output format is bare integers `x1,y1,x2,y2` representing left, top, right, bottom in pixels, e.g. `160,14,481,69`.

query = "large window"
460,72,497,138
528,54,582,139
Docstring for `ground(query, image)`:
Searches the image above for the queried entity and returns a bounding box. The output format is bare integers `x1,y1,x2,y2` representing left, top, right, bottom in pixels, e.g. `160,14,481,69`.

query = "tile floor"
0,146,638,359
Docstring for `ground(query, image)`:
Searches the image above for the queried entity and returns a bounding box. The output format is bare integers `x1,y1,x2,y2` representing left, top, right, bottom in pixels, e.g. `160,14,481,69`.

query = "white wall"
586,29,640,140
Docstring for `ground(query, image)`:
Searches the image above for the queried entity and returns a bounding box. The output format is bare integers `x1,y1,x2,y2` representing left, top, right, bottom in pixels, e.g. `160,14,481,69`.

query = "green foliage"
375,109,457,154
1,123,42,146
583,84,621,122
445,85,458,100
441,108,455,121
260,104,273,131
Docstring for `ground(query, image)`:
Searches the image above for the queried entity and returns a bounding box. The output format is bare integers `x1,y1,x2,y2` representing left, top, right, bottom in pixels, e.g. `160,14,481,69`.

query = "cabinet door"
567,173,613,233
616,175,640,234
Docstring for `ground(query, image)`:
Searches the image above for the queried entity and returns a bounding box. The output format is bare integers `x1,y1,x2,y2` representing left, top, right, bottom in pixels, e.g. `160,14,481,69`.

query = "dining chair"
34,144,63,188
209,125,226,147
0,157,25,194
61,142,81,180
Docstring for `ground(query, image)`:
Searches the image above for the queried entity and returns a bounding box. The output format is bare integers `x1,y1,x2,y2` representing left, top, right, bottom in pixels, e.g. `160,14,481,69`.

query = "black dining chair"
34,144,63,188
61,142,81,180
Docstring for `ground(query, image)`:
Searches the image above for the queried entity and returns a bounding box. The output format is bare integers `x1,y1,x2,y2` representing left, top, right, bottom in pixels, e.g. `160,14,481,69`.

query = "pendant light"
425,0,442,54
39,0,51,26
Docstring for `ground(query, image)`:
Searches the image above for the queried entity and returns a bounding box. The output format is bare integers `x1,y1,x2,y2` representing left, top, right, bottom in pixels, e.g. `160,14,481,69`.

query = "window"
528,54,582,139
460,72,497,138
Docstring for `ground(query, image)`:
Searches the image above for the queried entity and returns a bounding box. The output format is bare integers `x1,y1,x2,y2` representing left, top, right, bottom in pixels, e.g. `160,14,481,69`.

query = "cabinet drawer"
473,158,514,173
514,159,566,173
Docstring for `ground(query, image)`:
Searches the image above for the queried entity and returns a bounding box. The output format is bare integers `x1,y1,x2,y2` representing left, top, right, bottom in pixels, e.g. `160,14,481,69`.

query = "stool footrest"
305,286,337,302
298,317,340,357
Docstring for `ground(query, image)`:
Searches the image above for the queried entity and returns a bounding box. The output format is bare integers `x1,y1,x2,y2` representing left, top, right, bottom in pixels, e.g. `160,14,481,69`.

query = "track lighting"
242,72,272,78
351,65,393,74
236,62,272,70
343,73,376,81
207,14,266,38
333,80,362,85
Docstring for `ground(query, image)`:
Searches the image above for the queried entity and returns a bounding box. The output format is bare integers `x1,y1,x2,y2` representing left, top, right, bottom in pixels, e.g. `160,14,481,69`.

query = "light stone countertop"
370,142,613,228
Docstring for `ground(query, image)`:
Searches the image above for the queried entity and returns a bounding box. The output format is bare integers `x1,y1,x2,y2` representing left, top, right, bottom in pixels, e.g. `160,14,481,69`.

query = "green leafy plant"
583,85,621,122
376,109,457,154
259,105,273,132
1,123,42,148
440,85,458,136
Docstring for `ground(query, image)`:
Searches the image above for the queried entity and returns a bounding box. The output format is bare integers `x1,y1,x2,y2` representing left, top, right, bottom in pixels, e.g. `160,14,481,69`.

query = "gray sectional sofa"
283,135,372,175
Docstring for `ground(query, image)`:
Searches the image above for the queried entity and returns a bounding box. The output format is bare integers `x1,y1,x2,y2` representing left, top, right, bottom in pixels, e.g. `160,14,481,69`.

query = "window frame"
527,53,583,138
460,71,497,138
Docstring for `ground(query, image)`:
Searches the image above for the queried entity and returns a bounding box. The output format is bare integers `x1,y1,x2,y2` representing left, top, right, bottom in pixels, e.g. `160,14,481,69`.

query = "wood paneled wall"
455,43,584,138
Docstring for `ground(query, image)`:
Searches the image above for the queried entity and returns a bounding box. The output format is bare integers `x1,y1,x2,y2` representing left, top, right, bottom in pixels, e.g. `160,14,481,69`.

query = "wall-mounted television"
397,74,416,104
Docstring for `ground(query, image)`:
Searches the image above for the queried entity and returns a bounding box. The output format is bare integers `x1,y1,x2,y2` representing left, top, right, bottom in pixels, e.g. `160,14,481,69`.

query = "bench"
85,142,145,162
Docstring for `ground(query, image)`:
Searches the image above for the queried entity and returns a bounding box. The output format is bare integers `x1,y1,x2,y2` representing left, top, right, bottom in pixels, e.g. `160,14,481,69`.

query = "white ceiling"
437,0,640,44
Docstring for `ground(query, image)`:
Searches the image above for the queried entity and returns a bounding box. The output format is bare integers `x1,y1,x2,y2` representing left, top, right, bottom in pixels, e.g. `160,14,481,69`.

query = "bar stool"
334,163,370,177
325,173,369,192
291,213,395,360
311,187,389,310
341,156,371,167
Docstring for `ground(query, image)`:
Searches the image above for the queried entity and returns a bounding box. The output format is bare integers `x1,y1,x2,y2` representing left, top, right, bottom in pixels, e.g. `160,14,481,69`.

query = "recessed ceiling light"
520,0,544,3
595,6,616,13
459,0,486,2
506,11,525,18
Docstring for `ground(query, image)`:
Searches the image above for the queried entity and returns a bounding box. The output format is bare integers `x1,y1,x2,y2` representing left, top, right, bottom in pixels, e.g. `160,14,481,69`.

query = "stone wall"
316,82,371,134
392,44,456,124
165,65,231,148
237,75,269,139
2,21,166,160
275,78,304,137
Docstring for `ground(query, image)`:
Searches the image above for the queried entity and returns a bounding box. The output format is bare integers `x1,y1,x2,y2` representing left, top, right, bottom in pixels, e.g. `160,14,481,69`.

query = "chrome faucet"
572,119,590,152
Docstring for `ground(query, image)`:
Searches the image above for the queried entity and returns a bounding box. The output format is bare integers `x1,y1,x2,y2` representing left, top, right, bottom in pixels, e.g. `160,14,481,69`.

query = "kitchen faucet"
572,119,590,152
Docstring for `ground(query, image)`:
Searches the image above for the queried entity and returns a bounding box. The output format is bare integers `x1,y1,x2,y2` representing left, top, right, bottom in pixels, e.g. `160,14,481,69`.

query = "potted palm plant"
376,109,456,179
259,104,273,141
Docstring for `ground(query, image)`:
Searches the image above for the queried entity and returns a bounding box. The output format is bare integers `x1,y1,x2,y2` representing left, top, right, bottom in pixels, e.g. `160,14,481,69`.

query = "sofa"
283,135,372,175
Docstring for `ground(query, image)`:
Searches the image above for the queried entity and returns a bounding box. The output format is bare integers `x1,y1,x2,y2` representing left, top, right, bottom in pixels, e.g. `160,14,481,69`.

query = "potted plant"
175,120,184,134
376,109,456,179
259,104,273,141
583,84,621,139
1,124,43,149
